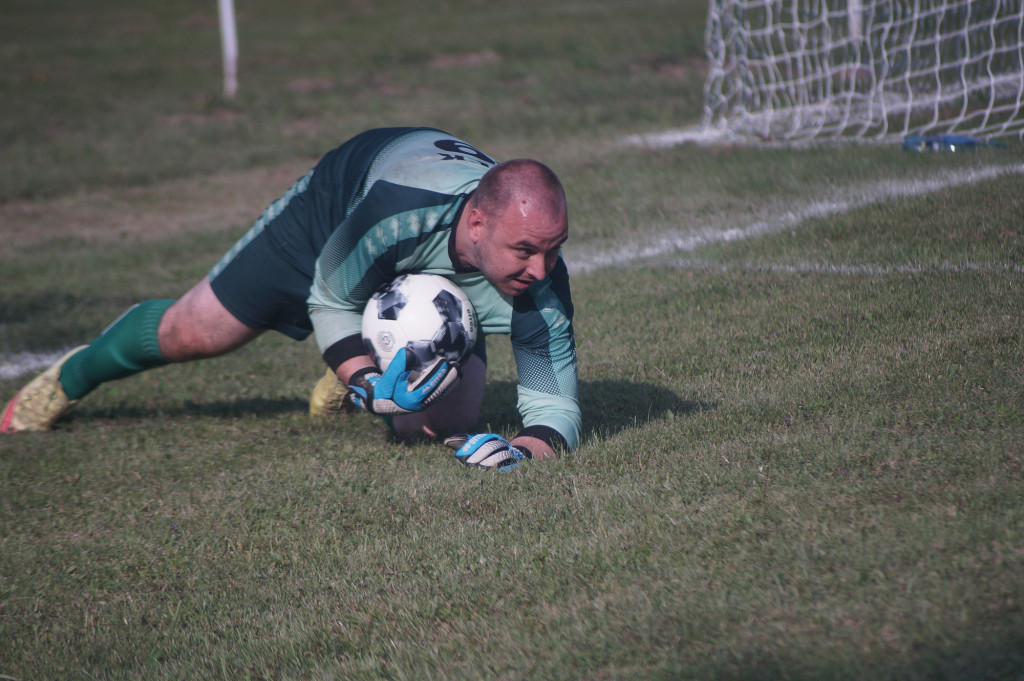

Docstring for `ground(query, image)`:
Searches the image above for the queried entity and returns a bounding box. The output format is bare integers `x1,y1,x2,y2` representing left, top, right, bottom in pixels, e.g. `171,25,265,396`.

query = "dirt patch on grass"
429,50,500,70
286,78,336,94
629,56,708,80
0,160,314,257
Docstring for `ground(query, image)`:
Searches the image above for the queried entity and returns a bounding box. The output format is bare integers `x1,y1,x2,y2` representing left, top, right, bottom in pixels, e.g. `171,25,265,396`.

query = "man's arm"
511,434,556,460
335,353,376,384
509,259,581,452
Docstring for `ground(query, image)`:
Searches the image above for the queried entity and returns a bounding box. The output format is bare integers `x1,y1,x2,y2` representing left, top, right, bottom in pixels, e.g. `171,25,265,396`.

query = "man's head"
458,159,569,297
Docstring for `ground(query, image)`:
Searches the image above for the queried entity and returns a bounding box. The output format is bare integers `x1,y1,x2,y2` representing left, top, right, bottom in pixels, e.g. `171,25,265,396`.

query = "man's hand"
445,433,532,471
348,348,460,415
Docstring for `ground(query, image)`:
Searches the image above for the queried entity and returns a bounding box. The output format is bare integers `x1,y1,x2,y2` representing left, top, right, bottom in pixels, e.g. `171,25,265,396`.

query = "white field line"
566,161,1024,275
0,350,72,381
3,162,1023,381
670,259,1024,275
621,126,731,148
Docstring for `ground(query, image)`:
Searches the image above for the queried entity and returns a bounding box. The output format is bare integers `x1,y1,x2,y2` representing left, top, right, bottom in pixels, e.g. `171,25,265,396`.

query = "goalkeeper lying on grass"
2,127,580,469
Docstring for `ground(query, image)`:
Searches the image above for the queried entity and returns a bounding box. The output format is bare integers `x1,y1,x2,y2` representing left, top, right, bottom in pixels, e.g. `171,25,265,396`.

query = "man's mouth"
510,278,531,293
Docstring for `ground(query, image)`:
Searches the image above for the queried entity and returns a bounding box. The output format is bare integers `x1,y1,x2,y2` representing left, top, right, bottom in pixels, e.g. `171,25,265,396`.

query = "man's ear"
465,207,487,243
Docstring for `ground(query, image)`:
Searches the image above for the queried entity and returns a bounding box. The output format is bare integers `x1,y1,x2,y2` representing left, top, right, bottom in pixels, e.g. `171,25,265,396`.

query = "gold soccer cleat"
1,346,87,433
308,366,352,416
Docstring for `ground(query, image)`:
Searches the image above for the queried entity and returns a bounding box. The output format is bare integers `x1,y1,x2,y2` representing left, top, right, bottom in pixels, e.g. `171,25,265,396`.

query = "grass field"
2,1,1024,679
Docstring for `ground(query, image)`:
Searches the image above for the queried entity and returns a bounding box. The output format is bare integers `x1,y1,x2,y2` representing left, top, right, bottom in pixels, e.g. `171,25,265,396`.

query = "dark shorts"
209,226,315,341
206,128,431,343
208,225,489,366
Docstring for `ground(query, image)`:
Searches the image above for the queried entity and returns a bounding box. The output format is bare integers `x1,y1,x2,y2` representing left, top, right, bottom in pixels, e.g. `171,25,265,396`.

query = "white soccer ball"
362,274,478,375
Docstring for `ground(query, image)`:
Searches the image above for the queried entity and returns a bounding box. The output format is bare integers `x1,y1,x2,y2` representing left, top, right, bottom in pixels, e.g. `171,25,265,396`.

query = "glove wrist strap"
346,367,382,412
349,367,379,384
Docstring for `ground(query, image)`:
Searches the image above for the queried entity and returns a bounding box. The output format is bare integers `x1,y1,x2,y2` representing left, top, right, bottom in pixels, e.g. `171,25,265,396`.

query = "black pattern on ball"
405,290,472,371
375,284,408,321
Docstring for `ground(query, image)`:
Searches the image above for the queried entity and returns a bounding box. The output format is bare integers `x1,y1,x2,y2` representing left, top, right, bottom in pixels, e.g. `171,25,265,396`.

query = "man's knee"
158,278,261,361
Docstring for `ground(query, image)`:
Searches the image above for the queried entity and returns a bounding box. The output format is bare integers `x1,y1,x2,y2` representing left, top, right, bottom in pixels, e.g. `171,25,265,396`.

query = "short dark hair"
471,159,567,221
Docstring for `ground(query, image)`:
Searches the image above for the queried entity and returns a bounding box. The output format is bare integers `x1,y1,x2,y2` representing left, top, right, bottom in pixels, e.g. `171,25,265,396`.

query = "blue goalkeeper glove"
348,348,460,415
444,433,532,471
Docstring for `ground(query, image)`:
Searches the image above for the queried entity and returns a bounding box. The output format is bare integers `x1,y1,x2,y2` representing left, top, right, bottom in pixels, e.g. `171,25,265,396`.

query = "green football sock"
59,299,175,400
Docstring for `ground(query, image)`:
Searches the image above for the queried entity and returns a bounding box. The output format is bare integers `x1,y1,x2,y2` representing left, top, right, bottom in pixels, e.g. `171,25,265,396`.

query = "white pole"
218,0,238,99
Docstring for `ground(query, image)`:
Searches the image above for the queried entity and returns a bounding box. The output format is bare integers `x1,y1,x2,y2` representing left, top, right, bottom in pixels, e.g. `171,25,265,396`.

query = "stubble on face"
477,199,568,297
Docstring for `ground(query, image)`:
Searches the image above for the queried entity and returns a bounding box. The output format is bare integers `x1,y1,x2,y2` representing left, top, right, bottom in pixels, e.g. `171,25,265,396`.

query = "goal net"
702,0,1024,143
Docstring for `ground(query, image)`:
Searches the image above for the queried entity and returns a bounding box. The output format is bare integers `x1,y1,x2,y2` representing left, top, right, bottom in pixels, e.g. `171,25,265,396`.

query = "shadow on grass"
66,379,710,441
72,396,310,424
479,379,713,441
724,628,1024,681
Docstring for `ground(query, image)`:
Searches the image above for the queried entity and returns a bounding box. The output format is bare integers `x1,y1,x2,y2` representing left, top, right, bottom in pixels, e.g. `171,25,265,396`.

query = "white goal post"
218,0,239,99
701,0,1024,143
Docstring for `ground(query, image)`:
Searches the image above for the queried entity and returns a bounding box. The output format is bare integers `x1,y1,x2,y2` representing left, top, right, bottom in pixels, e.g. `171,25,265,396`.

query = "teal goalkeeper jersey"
304,128,581,449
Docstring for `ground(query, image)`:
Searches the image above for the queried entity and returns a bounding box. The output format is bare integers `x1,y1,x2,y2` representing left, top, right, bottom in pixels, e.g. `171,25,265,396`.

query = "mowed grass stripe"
567,160,1024,274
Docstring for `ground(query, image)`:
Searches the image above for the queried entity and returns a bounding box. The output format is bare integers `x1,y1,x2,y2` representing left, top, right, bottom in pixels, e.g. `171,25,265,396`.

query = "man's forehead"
508,213,567,240
519,223,568,242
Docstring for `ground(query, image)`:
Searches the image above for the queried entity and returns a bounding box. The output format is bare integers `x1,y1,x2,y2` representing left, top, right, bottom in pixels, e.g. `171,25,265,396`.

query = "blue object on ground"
902,134,1006,152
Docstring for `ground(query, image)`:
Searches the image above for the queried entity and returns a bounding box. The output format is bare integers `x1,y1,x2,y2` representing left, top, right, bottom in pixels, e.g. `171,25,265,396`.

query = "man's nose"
525,254,548,280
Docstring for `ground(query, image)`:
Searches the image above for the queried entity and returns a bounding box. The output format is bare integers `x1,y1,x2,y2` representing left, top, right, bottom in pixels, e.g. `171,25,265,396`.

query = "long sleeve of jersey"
510,258,581,450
